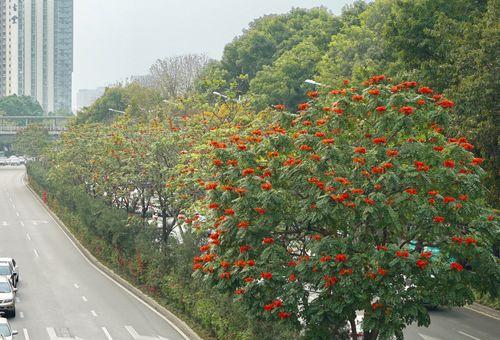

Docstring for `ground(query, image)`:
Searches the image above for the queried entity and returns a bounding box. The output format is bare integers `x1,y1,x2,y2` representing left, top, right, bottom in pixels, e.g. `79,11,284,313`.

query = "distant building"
129,74,154,88
0,0,74,113
76,87,105,111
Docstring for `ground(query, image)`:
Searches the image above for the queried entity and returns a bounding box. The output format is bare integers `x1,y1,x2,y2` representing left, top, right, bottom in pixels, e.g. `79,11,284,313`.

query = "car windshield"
0,324,11,336
0,266,10,275
0,282,11,293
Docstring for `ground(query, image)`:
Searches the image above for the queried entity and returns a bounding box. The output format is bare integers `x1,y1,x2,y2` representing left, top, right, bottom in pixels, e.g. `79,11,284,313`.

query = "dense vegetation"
0,95,44,116
19,1,499,339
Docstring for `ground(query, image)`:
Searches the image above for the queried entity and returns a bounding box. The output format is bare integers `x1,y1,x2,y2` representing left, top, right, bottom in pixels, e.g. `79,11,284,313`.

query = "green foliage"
75,83,163,124
12,124,52,158
0,95,44,116
249,38,323,110
214,7,341,98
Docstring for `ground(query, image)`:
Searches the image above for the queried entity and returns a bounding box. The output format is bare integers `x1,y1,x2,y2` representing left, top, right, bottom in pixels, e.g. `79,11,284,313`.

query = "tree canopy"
0,95,44,116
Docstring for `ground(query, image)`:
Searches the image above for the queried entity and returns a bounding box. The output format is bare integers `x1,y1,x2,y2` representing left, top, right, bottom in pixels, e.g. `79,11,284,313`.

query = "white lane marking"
23,176,190,340
125,326,140,338
458,331,482,340
16,212,20,217
463,305,500,321
20,220,25,226
33,248,39,257
82,296,88,302
26,233,31,241
125,326,170,340
74,283,79,289
418,334,443,340
8,197,12,202
91,310,97,317
46,327,57,338
12,204,16,209
20,311,24,318
23,328,30,340
1,221,7,226
16,297,20,303
102,327,113,340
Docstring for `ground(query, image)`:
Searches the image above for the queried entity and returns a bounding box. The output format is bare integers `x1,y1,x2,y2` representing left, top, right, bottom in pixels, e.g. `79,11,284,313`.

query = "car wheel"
10,309,15,318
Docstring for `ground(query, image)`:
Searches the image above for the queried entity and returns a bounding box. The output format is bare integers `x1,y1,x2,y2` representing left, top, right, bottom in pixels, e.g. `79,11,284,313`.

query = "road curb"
24,176,203,340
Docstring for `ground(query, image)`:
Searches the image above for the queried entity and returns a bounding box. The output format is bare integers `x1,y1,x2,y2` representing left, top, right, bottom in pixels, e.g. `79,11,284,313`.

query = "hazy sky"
74,0,356,101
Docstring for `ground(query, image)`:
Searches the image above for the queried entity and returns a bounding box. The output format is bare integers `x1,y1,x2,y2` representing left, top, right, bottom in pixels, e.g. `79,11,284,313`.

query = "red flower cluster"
433,216,445,223
339,268,353,276
298,103,310,111
354,146,366,154
405,188,417,195
399,106,414,115
373,137,387,144
335,254,348,262
450,262,463,272
278,311,292,319
386,149,398,157
264,299,283,311
237,221,250,229
261,272,273,280
396,250,409,258
261,182,272,190
242,168,255,176
262,237,274,245
324,275,338,288
414,161,430,172
444,160,455,168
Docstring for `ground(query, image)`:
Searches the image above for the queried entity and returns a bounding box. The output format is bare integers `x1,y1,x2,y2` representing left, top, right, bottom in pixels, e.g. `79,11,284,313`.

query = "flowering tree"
194,76,499,339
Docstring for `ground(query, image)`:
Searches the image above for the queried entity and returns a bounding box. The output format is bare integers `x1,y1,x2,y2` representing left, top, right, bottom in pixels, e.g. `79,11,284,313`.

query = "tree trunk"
349,318,358,340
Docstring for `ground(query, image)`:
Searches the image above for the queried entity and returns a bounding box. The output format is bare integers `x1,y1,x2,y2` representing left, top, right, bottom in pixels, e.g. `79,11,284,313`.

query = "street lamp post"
304,79,325,87
108,108,126,114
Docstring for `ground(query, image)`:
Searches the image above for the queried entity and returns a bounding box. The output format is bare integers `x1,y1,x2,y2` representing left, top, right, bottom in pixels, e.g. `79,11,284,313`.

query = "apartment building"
0,0,73,113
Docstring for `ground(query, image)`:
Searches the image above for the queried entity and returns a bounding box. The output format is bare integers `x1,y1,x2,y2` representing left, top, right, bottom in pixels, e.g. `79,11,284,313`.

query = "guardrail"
0,115,70,135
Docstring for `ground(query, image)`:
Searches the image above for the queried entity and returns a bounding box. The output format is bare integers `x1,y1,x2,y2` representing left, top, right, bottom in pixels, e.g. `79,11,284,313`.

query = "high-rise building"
0,0,19,97
0,0,73,113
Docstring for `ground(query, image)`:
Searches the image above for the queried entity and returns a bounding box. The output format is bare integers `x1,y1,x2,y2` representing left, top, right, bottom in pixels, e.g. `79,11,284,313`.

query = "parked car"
0,277,17,317
0,314,18,338
7,157,21,166
0,157,7,166
0,260,18,287
0,265,15,288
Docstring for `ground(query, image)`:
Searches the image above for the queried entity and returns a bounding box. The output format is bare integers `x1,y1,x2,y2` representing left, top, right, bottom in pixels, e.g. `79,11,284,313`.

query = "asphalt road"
404,305,500,340
0,167,186,340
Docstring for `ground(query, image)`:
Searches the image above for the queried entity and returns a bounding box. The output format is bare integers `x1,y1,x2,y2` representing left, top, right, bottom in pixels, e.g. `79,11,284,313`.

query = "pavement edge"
24,175,204,340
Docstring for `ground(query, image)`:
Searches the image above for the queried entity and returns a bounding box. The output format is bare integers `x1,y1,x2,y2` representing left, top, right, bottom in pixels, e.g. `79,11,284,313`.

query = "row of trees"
19,1,499,339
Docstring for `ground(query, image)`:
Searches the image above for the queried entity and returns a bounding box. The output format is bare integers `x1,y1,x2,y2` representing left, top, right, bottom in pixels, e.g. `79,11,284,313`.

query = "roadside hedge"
27,161,299,340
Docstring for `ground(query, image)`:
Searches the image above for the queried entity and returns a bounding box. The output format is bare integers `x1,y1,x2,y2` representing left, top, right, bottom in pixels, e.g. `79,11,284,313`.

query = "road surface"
0,167,186,340
404,305,499,340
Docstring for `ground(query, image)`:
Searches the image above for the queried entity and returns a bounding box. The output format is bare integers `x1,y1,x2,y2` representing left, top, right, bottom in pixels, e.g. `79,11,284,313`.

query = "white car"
0,316,18,339
0,259,18,287
7,157,21,166
0,277,16,318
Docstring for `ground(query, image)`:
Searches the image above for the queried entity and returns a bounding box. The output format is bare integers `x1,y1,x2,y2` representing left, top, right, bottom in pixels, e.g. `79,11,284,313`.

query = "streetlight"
108,108,126,114
304,79,325,87
212,91,229,100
